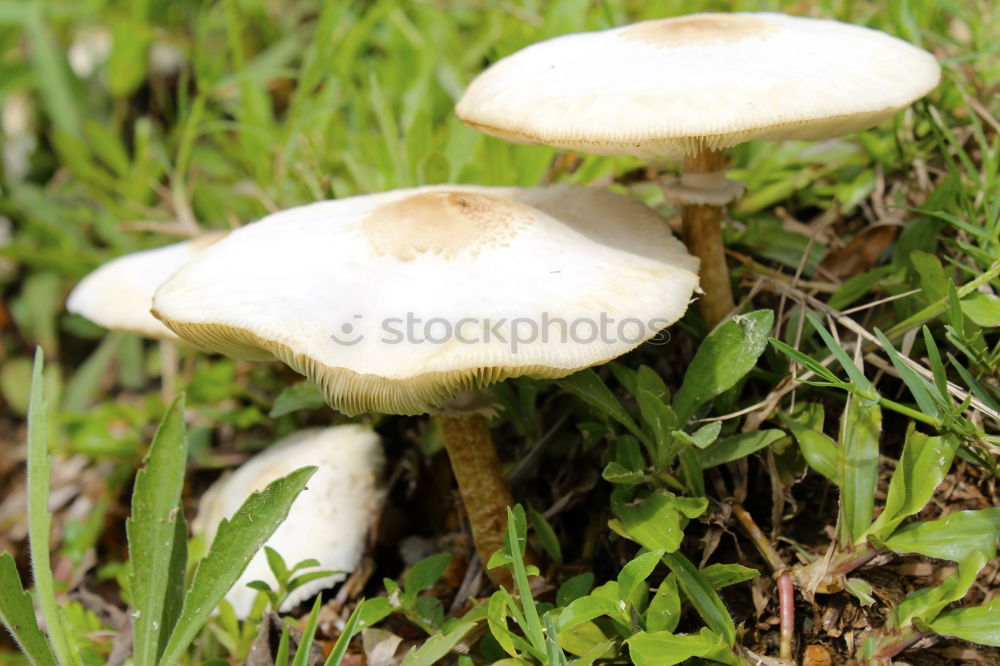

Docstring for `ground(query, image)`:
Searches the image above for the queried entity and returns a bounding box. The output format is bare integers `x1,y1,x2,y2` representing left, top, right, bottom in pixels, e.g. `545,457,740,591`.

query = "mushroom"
193,424,383,619
67,233,231,395
455,12,940,326
67,233,228,342
152,183,698,583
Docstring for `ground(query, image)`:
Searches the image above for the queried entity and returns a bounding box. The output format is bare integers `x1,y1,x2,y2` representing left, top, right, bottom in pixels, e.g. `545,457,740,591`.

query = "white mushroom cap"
192,425,383,619
67,234,227,342
152,184,699,415
456,12,941,159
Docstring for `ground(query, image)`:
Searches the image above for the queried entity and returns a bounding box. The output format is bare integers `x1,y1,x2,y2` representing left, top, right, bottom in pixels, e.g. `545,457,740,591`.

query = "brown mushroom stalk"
675,149,739,327
436,405,515,587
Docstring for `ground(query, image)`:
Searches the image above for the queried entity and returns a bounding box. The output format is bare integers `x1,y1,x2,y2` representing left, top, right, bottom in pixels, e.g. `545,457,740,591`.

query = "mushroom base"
437,408,516,588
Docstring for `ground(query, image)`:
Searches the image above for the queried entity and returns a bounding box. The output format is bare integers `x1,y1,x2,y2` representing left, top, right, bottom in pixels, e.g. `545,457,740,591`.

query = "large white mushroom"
456,12,940,326
153,183,699,582
193,425,383,618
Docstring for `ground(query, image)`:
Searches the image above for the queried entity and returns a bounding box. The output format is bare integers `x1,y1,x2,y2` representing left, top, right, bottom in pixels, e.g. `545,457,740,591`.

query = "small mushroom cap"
67,234,227,342
192,425,383,619
456,12,940,159
153,184,699,415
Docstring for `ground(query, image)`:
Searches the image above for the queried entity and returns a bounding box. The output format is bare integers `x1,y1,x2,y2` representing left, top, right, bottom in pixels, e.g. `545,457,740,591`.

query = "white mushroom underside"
193,425,383,619
456,12,941,158
153,184,699,415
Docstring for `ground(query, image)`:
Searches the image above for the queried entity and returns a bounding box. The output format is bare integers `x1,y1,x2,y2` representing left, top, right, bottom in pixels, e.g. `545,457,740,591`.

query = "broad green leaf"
866,428,958,540
893,553,986,628
699,429,785,469
678,448,705,497
400,621,478,666
636,389,679,465
838,395,881,545
612,492,707,553
673,310,775,422
556,573,594,608
635,366,669,403
129,396,189,666
779,412,838,483
700,563,760,589
910,251,948,304
269,381,326,417
158,466,317,666
529,507,563,566
26,349,78,666
884,509,1000,563
555,595,622,632
0,552,57,666
645,575,681,633
660,552,735,645
558,370,646,443
357,597,393,630
616,550,664,604
672,421,721,450
601,461,650,485
627,628,739,666
403,553,452,606
960,292,1000,327
929,601,1000,647
560,624,613,663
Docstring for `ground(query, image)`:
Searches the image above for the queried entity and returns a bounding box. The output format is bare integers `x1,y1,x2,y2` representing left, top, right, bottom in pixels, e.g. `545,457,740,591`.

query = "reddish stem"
777,572,795,661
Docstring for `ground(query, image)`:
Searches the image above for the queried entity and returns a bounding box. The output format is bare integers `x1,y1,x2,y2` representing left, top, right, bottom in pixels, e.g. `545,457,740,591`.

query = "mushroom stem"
680,148,736,328
436,407,516,588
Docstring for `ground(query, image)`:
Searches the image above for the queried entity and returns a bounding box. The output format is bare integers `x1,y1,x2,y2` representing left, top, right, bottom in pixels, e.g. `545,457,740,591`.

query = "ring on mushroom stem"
151,183,699,586
455,11,940,327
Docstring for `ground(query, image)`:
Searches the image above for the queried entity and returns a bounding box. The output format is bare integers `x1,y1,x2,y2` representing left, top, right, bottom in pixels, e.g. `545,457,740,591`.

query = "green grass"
0,0,998,663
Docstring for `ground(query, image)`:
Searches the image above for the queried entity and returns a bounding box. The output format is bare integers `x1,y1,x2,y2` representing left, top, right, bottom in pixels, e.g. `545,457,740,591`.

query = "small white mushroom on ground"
193,424,383,619
456,12,941,326
67,233,227,342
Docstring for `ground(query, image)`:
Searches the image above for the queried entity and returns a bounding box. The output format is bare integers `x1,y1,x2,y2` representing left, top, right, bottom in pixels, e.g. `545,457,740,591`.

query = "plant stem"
437,408,516,588
681,149,735,328
777,572,795,662
732,504,787,573
872,625,925,660
732,504,796,663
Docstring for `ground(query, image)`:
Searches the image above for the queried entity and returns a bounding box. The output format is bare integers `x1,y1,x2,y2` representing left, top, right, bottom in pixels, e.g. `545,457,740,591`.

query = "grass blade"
290,596,322,666
323,599,365,666
128,395,189,666
660,551,735,645
26,348,79,666
158,466,317,666
0,552,57,666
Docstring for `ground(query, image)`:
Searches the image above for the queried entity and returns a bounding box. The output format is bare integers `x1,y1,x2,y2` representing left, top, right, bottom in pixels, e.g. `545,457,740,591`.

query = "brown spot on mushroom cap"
362,191,529,261
620,14,775,47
